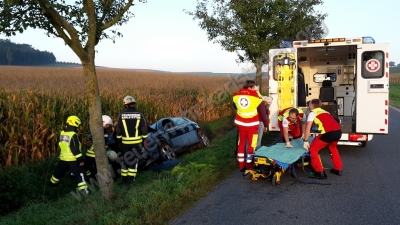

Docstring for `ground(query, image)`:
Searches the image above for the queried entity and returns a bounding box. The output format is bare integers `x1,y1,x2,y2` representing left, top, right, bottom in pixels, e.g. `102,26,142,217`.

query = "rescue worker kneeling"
116,95,148,184
50,116,89,195
302,99,343,179
277,107,304,147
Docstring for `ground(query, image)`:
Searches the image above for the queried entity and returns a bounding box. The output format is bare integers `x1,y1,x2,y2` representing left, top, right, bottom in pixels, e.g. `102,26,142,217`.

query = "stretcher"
244,137,316,185
276,53,296,111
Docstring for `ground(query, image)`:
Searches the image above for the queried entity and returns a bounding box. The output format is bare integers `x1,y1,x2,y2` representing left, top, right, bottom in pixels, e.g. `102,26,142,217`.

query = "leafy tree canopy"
186,0,327,89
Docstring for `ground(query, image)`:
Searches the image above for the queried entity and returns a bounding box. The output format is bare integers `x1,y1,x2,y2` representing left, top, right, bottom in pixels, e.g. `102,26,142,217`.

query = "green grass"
390,82,400,108
0,117,278,225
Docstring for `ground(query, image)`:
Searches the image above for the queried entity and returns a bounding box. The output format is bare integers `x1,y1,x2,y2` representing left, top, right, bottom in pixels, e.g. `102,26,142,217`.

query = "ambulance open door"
355,43,389,134
268,48,297,131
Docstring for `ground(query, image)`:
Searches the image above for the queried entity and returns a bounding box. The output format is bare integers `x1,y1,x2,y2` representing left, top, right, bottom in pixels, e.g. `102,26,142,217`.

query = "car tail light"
348,134,368,142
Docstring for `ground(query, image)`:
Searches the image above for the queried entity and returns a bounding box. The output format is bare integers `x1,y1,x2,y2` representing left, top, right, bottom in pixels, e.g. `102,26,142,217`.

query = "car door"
172,117,198,145
162,118,189,151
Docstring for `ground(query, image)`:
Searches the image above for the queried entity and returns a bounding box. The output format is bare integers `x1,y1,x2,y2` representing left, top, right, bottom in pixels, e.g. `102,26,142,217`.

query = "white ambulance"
268,37,389,147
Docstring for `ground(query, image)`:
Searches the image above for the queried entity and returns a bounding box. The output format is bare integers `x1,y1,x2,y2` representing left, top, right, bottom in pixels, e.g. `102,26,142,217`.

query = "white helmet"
123,95,136,105
107,150,118,161
102,115,113,127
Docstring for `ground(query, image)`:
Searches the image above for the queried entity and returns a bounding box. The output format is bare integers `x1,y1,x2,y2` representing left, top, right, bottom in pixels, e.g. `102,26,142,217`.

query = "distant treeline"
0,39,56,66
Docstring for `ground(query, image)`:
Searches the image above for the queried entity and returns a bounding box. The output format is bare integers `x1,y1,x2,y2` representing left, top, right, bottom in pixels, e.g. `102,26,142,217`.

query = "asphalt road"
171,106,400,225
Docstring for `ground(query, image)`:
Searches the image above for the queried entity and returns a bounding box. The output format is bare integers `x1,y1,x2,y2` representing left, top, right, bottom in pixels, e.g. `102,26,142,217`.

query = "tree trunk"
254,57,264,94
82,60,114,199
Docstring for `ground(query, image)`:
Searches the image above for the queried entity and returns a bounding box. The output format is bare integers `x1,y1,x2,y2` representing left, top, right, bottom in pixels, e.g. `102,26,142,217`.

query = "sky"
1,0,399,73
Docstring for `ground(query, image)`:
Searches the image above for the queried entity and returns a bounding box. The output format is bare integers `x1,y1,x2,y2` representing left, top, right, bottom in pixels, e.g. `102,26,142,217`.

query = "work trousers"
309,130,343,172
83,156,96,179
50,160,88,191
236,125,258,170
120,144,139,184
278,121,301,142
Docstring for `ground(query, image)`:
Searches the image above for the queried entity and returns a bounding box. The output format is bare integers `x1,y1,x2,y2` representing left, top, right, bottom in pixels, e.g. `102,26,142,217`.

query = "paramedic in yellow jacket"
233,80,263,171
50,116,89,195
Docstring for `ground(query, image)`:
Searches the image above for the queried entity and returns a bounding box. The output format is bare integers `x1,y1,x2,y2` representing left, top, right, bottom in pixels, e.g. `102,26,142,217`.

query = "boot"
312,171,327,179
330,169,342,176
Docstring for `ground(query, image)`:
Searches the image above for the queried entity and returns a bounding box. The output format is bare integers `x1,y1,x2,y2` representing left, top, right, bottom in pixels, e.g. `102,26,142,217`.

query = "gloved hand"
303,141,310,151
285,142,293,148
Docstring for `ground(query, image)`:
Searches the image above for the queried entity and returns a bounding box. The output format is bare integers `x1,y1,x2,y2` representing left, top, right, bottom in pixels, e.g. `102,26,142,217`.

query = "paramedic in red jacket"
233,80,263,171
302,99,343,179
277,107,304,147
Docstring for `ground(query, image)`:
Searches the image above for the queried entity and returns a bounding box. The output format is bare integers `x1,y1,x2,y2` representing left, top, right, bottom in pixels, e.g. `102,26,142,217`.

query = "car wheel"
159,143,176,161
198,130,210,147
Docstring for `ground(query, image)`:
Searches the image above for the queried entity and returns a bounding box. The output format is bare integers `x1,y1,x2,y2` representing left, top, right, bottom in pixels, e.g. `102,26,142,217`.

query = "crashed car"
134,117,211,169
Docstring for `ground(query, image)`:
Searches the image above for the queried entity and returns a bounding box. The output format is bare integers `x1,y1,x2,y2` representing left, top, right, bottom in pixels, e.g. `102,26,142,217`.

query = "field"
0,66,269,168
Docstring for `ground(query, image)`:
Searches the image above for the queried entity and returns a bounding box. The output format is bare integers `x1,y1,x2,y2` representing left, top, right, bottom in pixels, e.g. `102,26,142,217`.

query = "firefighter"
302,99,343,179
277,107,304,147
116,95,148,184
50,115,89,195
233,80,263,171
83,115,115,180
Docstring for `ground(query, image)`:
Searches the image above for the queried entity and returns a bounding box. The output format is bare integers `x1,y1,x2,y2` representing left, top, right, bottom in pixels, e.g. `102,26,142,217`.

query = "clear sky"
1,0,399,73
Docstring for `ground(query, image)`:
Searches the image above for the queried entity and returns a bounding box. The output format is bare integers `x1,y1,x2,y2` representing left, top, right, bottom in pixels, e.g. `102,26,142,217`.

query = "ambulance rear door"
268,47,298,131
355,43,389,134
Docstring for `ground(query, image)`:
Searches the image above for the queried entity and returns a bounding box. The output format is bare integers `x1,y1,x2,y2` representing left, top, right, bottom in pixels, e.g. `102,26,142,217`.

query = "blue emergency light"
362,36,375,44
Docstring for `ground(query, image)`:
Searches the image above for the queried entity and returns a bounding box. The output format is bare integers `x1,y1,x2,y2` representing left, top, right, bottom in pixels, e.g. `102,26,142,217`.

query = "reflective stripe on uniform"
234,120,260,127
50,175,59,184
121,169,128,177
78,181,88,190
128,168,137,177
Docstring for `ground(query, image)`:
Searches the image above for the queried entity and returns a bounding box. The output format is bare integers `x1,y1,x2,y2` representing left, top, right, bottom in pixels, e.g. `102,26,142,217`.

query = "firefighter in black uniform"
50,115,89,195
116,95,148,184
84,115,116,180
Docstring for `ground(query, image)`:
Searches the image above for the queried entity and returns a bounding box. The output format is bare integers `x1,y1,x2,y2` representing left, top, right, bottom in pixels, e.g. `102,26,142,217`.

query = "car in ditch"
135,117,211,169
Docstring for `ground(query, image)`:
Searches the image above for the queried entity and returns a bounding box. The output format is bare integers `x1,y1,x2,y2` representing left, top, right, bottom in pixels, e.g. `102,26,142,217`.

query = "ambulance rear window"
361,51,384,78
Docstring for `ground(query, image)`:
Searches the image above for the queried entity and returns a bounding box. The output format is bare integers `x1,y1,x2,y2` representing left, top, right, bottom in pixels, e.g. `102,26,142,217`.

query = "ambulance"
268,37,389,147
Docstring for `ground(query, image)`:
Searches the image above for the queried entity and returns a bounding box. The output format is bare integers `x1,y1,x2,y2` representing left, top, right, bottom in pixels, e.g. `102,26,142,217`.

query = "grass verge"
0,116,278,225
389,82,400,108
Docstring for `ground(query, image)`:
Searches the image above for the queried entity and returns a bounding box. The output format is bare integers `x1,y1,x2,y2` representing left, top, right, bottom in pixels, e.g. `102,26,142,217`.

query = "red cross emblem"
366,59,380,72
239,97,249,108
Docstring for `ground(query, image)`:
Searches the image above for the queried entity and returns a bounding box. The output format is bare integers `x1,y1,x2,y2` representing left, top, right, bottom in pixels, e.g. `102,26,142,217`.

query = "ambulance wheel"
271,174,280,186
360,141,367,147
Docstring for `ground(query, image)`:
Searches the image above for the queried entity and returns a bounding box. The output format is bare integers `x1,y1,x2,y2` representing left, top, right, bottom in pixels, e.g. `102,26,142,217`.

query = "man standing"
278,107,304,147
302,99,343,179
233,80,263,171
50,115,89,195
116,95,148,184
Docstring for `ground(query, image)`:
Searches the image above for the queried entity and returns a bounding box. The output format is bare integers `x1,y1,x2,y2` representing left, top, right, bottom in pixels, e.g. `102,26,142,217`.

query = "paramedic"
278,107,304,147
50,116,89,195
233,80,263,171
302,99,343,179
116,95,148,184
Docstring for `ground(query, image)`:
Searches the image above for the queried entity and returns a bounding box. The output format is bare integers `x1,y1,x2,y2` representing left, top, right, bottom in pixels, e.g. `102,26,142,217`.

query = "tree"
0,0,146,199
186,0,327,92
389,61,396,67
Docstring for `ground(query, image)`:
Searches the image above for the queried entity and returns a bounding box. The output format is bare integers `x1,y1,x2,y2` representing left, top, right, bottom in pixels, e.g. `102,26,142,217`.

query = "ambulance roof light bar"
308,38,346,44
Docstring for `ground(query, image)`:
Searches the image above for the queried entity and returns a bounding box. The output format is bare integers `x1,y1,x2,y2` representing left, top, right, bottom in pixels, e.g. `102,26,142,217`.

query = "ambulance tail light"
348,134,368,142
362,36,375,44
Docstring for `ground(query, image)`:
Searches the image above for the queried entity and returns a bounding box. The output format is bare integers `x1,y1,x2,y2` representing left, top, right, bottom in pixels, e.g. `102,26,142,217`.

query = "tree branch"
101,0,134,31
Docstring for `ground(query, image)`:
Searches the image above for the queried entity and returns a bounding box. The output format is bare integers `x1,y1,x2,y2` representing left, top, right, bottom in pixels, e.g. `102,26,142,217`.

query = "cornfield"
0,66,260,168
